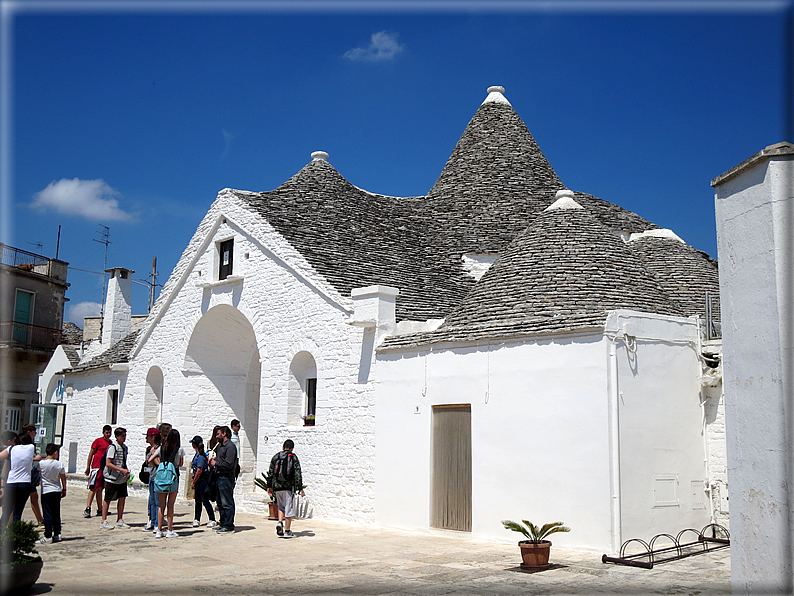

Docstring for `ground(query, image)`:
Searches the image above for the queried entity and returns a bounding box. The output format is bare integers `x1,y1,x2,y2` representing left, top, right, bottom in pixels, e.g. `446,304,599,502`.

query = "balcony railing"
0,243,67,281
0,321,62,351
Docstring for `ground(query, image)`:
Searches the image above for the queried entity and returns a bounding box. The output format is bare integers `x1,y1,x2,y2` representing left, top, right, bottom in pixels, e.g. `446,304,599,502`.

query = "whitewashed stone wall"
92,191,378,523
714,146,793,594
57,367,128,475
375,310,710,552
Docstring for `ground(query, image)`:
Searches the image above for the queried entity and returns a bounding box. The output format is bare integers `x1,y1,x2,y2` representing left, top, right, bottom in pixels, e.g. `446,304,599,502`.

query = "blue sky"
2,1,791,324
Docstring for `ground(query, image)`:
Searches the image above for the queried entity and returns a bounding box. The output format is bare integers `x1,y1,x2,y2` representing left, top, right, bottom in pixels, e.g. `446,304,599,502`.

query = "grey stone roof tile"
65,330,140,373
61,321,83,345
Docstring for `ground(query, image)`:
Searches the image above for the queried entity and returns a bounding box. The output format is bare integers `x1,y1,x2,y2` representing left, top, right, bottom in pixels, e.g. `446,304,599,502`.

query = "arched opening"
144,366,164,426
183,305,260,479
288,351,317,426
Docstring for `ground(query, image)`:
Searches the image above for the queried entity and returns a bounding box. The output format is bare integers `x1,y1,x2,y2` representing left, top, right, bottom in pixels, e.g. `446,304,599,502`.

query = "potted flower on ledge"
0,520,44,593
301,415,315,427
501,519,570,570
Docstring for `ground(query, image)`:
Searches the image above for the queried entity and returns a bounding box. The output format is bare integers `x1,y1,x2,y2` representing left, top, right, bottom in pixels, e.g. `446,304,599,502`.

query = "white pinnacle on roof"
482,85,511,106
628,229,685,243
311,151,329,161
545,189,584,211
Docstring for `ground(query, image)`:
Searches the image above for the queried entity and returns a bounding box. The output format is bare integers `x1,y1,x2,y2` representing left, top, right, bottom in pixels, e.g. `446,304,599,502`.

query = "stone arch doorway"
183,304,260,480
144,366,163,426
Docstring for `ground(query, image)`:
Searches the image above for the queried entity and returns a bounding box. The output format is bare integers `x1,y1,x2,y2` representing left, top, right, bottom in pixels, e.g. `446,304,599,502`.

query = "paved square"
25,491,730,595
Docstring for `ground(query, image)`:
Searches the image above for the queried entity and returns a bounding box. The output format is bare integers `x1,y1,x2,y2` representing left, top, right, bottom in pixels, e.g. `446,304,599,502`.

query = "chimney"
102,267,134,346
348,285,399,345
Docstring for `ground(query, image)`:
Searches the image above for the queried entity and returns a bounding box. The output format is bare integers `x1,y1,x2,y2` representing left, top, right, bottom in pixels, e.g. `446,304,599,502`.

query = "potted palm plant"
501,519,570,570
254,473,279,519
0,520,44,593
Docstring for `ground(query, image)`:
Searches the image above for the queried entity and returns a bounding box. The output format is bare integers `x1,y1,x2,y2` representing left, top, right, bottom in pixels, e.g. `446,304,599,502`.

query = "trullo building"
42,86,725,552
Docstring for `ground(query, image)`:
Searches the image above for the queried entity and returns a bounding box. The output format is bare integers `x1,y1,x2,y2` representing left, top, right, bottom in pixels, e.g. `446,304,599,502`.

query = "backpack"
103,442,127,482
153,449,178,492
274,450,294,484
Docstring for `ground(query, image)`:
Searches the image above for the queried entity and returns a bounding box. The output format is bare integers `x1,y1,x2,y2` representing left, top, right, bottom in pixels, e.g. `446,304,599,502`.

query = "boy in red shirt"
83,425,112,518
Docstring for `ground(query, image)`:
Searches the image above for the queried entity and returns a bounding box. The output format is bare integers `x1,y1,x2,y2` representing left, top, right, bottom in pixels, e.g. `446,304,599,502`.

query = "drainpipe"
696,317,717,525
607,336,622,553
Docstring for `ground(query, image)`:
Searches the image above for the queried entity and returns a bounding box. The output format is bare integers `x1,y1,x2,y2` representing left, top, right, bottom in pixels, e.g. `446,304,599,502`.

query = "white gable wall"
118,193,377,522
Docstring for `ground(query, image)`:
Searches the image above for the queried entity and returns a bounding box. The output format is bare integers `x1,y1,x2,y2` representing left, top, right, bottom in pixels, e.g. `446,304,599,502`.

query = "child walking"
38,443,66,543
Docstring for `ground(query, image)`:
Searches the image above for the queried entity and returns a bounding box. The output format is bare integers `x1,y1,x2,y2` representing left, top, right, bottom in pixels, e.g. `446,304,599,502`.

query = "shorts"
104,482,128,502
88,468,105,490
275,490,296,518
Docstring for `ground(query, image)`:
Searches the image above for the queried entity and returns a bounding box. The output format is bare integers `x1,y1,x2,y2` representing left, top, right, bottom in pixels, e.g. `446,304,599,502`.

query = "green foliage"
0,520,41,565
254,472,275,501
501,519,570,544
254,473,307,502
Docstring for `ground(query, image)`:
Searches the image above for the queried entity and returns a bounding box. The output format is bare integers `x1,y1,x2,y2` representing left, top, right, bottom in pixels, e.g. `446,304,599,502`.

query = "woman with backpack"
148,428,184,538
189,436,217,528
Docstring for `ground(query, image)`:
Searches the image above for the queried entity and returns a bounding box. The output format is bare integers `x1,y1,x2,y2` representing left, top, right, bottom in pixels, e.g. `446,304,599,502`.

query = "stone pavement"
24,490,730,595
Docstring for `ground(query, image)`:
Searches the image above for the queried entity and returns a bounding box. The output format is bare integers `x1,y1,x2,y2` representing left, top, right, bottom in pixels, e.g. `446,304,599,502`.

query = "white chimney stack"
102,267,134,346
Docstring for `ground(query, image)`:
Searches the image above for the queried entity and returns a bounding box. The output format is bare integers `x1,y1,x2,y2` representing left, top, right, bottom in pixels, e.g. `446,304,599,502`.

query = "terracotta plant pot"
519,540,552,570
268,500,279,520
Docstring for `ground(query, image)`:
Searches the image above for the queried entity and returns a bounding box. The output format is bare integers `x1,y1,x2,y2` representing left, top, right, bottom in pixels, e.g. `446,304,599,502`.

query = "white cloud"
31,178,133,221
67,301,102,325
344,31,404,62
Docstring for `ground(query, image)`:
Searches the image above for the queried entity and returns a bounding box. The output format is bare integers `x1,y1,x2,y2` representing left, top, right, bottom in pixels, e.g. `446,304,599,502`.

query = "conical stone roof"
238,157,473,321
629,234,720,317
426,89,656,254
381,196,682,347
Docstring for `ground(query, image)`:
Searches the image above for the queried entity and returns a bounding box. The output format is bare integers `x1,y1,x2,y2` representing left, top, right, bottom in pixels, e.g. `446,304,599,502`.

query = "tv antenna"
93,225,111,318
27,242,43,254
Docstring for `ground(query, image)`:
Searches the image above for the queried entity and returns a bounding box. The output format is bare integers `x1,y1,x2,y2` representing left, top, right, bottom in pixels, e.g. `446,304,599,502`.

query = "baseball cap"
191,435,203,445
145,427,159,436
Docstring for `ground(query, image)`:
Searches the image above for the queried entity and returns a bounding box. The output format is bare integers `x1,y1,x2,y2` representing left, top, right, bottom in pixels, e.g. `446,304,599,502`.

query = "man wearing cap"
189,435,217,528
143,427,160,531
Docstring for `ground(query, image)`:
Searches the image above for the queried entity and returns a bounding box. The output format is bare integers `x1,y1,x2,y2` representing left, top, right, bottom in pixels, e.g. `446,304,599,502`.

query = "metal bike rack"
601,524,730,569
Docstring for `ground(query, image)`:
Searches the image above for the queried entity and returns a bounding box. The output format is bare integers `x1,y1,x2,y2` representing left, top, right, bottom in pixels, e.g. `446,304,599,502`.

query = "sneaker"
165,530,178,538
154,529,162,538
53,535,62,543
192,519,200,527
96,510,102,517
143,521,153,531
38,536,52,544
115,520,130,529
275,521,284,536
283,530,295,538
206,520,218,528
215,526,233,533
83,507,91,518
100,520,114,529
